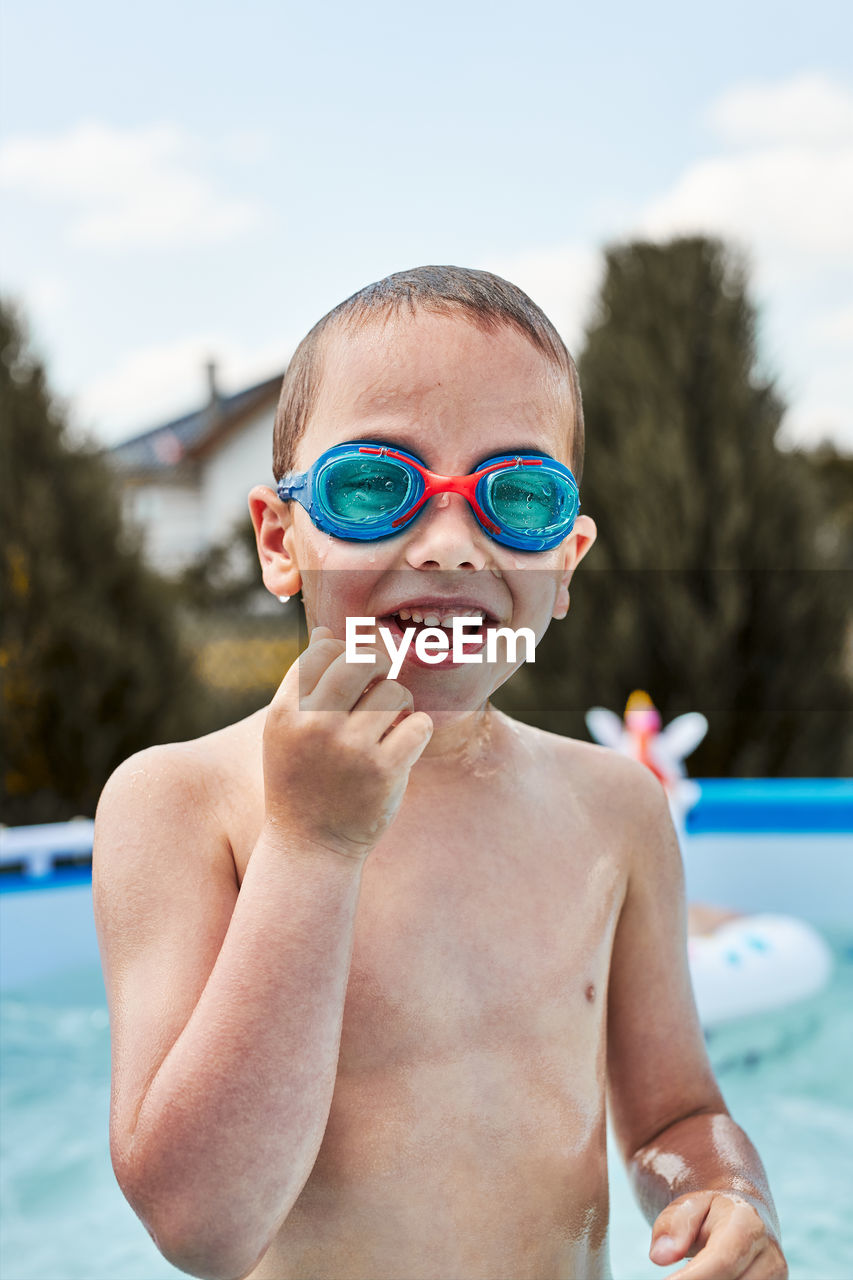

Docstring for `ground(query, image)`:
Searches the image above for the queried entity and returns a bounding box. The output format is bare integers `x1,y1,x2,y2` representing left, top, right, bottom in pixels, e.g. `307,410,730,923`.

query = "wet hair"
272,264,584,486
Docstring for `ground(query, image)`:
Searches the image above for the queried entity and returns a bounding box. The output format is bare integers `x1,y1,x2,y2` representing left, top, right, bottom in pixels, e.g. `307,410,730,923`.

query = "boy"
93,266,787,1280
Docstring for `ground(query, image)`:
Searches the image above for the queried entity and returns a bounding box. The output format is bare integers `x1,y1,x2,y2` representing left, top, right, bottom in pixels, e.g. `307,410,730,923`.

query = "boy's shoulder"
118,706,266,783
502,714,672,861
101,708,267,838
95,708,269,891
504,713,665,805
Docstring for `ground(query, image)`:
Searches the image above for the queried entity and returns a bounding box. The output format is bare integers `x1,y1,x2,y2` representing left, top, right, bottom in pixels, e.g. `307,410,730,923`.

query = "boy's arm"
93,631,431,1280
93,745,366,1280
606,762,788,1280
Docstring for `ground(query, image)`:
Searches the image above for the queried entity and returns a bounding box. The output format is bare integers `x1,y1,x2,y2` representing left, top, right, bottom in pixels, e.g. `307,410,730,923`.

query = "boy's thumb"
649,1232,681,1264
649,1198,696,1265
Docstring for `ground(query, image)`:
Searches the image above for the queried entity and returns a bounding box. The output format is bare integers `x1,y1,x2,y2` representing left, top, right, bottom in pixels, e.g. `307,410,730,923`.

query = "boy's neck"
415,700,498,769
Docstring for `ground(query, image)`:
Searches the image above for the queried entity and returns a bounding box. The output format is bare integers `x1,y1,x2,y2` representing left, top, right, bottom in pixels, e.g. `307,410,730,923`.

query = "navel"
584,982,596,1003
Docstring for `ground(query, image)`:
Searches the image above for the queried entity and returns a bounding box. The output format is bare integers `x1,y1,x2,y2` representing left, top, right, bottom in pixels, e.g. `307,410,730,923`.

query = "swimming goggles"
276,441,580,551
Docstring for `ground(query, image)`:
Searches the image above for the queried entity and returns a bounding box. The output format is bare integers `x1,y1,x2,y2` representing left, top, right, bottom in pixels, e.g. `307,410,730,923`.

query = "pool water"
607,927,853,1280
2,936,852,1280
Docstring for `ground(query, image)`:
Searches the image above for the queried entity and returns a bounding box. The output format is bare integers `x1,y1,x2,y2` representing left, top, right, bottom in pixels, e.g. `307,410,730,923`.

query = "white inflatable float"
585,692,835,1040
687,912,833,1030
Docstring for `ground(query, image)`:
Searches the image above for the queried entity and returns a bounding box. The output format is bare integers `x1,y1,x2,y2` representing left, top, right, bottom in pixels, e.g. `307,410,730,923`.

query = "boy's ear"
248,485,303,600
552,514,597,619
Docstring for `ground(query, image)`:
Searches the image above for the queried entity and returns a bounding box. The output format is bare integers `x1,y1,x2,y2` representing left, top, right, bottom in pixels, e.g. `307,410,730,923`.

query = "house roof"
107,372,283,475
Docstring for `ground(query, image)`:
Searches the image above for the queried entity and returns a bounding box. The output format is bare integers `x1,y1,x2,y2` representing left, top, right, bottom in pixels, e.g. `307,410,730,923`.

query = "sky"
1,0,852,456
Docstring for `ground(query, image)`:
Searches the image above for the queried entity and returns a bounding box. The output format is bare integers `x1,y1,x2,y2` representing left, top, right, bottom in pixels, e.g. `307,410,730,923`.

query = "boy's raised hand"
650,1190,787,1279
262,626,433,862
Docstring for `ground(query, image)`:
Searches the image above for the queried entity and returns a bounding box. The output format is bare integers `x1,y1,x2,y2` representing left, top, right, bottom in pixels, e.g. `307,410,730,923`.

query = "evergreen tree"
173,517,305,735
495,237,853,776
802,442,853,572
176,516,265,612
0,299,206,823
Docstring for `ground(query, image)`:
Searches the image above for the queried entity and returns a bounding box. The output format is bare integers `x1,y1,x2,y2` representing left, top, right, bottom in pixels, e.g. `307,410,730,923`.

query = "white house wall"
123,482,203,573
201,407,276,549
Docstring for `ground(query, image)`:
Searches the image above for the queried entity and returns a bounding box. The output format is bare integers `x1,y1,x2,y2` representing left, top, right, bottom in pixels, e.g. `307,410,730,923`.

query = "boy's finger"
650,1194,710,1265
649,1233,684,1266
292,631,347,697
379,710,434,769
669,1232,760,1280
663,1200,767,1280
344,677,415,740
351,674,413,715
307,647,394,712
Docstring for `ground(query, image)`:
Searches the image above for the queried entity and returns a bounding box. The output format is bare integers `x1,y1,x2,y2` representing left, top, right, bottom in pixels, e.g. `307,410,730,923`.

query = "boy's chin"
398,664,511,721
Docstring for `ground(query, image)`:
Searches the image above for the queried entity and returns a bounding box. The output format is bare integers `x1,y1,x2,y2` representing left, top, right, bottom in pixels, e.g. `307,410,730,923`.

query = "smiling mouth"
376,605,500,658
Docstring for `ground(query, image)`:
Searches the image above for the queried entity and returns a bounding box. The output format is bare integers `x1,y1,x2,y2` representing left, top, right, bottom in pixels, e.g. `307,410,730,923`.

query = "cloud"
52,75,852,454
641,146,853,267
485,76,853,453
71,333,293,446
815,302,853,346
0,121,263,250
637,72,853,451
641,75,853,272
25,273,69,319
488,244,603,353
708,72,853,147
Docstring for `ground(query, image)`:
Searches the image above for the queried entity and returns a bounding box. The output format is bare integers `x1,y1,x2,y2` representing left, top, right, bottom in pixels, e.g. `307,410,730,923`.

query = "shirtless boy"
93,266,787,1280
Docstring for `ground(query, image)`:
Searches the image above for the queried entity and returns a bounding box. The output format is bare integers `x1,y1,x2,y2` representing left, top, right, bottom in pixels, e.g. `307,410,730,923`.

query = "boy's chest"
337,790,626,1074
225,740,628,1075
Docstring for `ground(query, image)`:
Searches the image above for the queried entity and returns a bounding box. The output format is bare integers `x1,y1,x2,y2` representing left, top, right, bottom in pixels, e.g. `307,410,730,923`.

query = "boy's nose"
403,492,490,571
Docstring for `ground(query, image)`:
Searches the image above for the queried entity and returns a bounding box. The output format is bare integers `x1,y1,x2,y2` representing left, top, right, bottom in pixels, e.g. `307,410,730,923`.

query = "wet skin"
210,705,624,1279
243,312,615,1275
97,312,784,1280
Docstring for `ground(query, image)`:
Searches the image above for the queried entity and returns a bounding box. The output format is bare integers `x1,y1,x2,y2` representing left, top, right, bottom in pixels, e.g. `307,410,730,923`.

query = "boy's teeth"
393,607,486,629
440,610,484,627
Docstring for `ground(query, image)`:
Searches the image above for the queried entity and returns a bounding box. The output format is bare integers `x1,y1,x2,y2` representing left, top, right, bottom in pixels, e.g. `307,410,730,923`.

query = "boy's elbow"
140,1208,266,1280
146,1220,252,1280
150,1229,265,1280
113,1155,269,1280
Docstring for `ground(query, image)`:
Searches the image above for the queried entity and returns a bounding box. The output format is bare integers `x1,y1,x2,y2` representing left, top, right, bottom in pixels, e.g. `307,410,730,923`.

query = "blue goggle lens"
319,457,414,524
485,468,572,532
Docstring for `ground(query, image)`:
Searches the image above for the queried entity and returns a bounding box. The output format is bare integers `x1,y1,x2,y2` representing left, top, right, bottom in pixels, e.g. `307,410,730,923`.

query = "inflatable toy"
585,691,833,1037
687,912,833,1030
585,690,707,832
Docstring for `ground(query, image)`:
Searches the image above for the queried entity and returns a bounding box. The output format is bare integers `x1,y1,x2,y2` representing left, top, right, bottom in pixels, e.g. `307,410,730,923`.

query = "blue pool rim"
684,778,853,835
1,864,95,893
1,780,851,894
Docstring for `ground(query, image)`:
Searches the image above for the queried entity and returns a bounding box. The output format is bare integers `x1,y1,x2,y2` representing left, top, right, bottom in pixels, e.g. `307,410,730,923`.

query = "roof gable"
108,372,283,474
